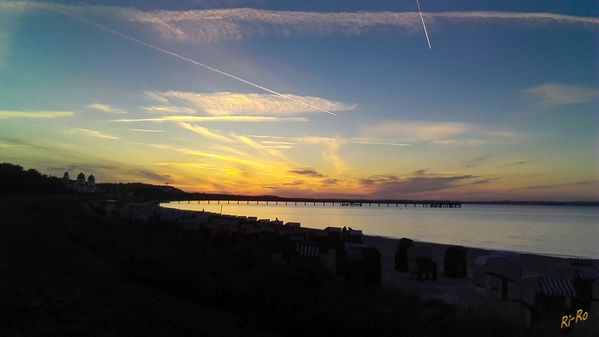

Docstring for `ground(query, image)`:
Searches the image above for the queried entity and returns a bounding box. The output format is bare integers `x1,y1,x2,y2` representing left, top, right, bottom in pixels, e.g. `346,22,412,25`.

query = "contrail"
47,7,336,116
416,0,432,49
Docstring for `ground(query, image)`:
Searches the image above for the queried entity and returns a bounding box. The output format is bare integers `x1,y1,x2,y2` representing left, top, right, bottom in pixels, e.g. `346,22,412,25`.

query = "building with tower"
63,171,96,193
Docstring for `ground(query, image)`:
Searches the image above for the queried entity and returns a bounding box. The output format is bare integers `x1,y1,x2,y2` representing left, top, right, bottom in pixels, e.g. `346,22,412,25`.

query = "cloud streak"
114,8,599,43
496,160,534,168
0,110,74,119
112,115,308,122
362,122,471,142
5,3,599,45
289,168,325,178
524,83,597,106
142,105,197,114
518,180,598,190
232,134,292,163
362,174,477,198
296,137,346,173
463,154,493,169
68,128,119,140
151,91,355,116
151,144,256,166
361,121,520,146
179,122,234,143
129,128,165,133
86,103,127,114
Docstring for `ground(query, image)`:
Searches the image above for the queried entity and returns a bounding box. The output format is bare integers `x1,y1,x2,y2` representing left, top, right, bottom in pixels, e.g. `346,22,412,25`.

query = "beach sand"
361,235,596,305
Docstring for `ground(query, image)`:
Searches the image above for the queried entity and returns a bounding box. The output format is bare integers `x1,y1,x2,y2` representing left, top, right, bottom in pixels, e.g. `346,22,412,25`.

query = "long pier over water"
172,197,461,208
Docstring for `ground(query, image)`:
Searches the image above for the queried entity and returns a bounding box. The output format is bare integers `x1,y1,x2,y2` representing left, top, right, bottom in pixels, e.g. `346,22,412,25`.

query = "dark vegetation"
0,163,65,195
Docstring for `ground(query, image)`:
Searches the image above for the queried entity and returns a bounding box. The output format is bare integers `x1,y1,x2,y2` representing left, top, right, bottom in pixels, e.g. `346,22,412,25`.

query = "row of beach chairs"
394,237,599,327
394,238,466,280
271,226,381,288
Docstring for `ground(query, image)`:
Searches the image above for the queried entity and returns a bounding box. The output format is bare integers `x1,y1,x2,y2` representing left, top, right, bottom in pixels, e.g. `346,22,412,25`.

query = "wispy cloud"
114,7,599,43
282,180,304,186
362,121,520,146
519,180,598,190
296,137,347,173
68,128,119,140
142,105,197,114
232,133,292,162
471,178,498,185
524,83,597,106
248,134,411,147
179,122,234,143
261,140,296,146
430,139,488,146
9,3,596,44
0,5,21,71
362,174,477,198
288,168,325,178
216,145,247,157
362,122,471,142
432,11,599,26
350,138,411,146
496,160,534,168
0,110,74,119
129,128,164,133
154,161,244,174
463,154,493,169
144,91,170,104
321,178,339,185
150,91,355,116
260,140,296,149
151,144,256,166
86,103,127,114
112,115,308,122
360,174,398,186
150,144,297,180
245,134,288,139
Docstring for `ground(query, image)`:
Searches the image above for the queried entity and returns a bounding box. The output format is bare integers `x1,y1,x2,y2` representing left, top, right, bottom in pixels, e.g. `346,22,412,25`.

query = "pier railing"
169,198,461,208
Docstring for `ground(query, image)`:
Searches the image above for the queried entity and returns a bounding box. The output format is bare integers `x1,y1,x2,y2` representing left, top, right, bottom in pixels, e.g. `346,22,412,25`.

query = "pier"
172,197,461,208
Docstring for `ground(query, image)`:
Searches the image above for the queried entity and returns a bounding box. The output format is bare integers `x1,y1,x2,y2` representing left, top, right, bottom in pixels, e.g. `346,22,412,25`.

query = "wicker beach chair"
444,245,467,278
344,244,381,287
394,238,414,272
407,245,436,281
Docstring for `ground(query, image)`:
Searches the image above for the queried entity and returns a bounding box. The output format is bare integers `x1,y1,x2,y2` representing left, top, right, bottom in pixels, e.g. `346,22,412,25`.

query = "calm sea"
161,201,599,259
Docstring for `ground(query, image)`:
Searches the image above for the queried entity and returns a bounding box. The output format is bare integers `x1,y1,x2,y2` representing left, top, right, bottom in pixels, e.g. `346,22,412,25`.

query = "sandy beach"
361,234,597,305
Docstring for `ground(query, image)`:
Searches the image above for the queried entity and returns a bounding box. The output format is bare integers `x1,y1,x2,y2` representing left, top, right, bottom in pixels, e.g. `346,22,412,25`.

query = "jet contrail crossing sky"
416,0,432,49
47,7,337,116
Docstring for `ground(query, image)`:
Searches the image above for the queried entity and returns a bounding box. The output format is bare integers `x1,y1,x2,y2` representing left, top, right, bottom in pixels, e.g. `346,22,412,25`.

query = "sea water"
161,201,599,259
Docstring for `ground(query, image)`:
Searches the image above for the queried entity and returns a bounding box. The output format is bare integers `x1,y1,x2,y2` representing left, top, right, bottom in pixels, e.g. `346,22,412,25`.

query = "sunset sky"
0,0,597,201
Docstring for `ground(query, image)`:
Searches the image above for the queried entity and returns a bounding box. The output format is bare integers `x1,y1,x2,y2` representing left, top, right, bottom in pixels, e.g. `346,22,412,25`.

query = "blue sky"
0,0,597,200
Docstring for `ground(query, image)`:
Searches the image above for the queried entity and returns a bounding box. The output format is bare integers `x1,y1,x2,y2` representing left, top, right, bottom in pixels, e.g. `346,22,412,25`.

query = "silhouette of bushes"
0,163,65,195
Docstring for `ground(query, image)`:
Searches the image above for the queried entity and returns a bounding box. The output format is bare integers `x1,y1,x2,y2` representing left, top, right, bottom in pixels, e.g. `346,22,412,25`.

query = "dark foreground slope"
1,195,589,337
